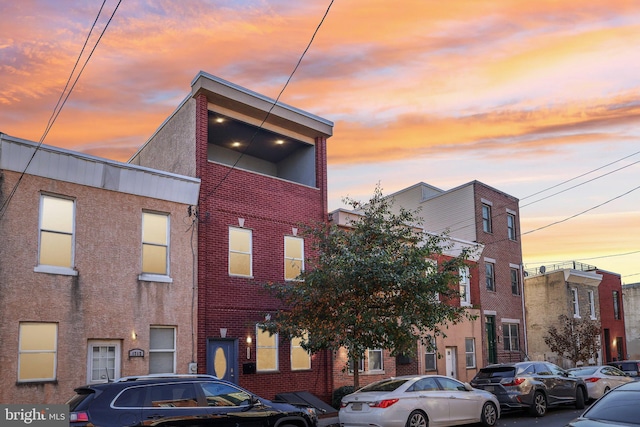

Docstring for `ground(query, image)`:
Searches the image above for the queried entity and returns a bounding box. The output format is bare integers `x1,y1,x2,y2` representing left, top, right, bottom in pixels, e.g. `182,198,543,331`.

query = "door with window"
446,347,457,378
87,340,120,383
485,316,497,364
207,339,238,384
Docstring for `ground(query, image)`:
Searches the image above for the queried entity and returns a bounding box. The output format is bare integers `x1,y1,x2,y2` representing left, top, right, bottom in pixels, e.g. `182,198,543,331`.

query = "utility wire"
0,0,122,220
201,0,334,204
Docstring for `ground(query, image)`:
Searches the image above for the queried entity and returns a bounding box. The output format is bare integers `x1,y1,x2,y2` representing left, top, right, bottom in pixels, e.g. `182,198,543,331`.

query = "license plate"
351,403,362,411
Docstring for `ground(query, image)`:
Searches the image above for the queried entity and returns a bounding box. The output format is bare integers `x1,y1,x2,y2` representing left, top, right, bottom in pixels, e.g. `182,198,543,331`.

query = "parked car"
607,360,640,380
470,362,587,417
565,380,640,426
568,365,633,400
67,374,318,427
338,374,500,427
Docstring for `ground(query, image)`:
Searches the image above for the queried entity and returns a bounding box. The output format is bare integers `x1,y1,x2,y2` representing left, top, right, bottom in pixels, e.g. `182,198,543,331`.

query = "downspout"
520,264,529,360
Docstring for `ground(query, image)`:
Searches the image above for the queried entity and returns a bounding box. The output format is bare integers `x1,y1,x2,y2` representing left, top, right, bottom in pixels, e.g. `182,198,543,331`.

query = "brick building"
386,182,526,368
0,134,200,403
594,269,627,362
130,72,335,402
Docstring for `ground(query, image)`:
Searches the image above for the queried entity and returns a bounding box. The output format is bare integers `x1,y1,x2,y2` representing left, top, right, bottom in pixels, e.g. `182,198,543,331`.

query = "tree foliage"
544,314,601,366
262,185,477,387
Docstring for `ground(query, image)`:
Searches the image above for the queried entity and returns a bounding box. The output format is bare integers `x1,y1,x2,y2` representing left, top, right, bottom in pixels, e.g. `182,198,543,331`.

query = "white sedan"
568,365,634,400
339,375,500,427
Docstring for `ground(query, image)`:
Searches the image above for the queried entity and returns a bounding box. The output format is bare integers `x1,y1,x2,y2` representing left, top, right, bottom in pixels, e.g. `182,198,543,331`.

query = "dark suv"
607,360,640,380
470,362,587,417
67,374,318,427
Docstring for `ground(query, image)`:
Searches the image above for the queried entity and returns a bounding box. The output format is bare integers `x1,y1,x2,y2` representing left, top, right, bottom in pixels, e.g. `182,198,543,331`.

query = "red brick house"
595,269,627,362
130,72,335,402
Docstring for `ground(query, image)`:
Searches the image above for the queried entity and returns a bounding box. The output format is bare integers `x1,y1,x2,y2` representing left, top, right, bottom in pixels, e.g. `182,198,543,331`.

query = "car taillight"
340,402,348,408
69,412,89,423
584,377,600,383
501,378,525,386
369,399,399,408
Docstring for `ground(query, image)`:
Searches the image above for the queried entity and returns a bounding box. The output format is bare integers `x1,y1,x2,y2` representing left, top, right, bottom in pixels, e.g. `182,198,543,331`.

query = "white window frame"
507,213,516,240
503,323,520,352
87,340,121,383
35,194,77,276
465,338,476,368
572,288,580,318
149,326,176,374
256,326,278,372
425,336,437,371
139,211,171,282
284,236,304,281
588,290,596,320
229,227,253,277
510,267,521,295
18,322,58,382
290,333,311,371
482,204,492,233
459,266,471,306
485,262,495,291
367,349,384,372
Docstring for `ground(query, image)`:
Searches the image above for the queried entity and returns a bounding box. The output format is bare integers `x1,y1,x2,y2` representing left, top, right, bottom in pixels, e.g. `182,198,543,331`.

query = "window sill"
138,274,173,283
34,265,78,276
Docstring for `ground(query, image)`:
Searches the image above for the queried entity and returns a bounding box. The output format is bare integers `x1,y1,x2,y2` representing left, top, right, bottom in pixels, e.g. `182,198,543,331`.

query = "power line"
0,0,123,220
201,0,334,204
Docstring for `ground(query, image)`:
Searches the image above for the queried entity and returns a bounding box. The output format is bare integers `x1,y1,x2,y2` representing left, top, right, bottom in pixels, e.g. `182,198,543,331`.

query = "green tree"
262,185,477,388
544,314,601,367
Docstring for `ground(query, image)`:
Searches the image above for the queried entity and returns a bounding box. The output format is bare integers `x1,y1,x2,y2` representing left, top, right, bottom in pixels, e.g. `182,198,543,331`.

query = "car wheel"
575,387,585,409
529,391,547,417
405,410,428,427
603,386,611,395
481,402,498,427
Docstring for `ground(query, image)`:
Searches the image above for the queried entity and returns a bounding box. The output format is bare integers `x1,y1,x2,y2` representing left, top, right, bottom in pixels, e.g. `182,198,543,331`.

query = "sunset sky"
1,0,639,282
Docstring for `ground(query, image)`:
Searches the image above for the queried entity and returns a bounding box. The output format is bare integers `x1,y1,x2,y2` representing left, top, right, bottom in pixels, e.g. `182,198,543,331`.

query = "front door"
446,347,457,378
207,339,238,383
485,315,497,364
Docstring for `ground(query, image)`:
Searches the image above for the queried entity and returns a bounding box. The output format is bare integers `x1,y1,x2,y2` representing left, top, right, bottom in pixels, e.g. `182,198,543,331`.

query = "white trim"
501,318,521,324
34,265,78,276
484,257,496,263
481,198,493,206
87,340,121,383
506,208,516,215
484,310,497,316
138,274,173,283
509,263,520,269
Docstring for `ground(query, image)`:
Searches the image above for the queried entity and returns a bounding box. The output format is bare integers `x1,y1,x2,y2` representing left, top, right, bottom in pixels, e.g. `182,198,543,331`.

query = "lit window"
368,349,383,371
18,323,57,382
256,326,278,372
291,333,311,370
229,227,252,277
465,338,476,368
502,323,520,352
485,262,495,291
149,327,176,374
507,213,517,240
482,204,492,233
459,266,471,306
572,288,580,318
510,267,521,295
142,212,169,275
284,236,304,281
39,195,74,269
425,336,436,371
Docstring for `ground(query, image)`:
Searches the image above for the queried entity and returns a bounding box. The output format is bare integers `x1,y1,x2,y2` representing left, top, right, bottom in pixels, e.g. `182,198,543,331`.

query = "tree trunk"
354,356,360,389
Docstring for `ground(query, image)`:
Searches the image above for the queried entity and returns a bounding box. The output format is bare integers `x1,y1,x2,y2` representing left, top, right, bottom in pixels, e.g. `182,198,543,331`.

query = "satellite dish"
539,265,546,274
524,271,529,277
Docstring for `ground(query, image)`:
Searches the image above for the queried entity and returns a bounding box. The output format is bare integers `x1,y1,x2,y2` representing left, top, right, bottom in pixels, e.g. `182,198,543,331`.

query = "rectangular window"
284,236,304,281
482,204,492,233
18,322,57,382
459,266,471,306
425,336,436,371
572,288,580,318
256,326,278,372
88,340,120,383
149,327,176,374
588,290,596,319
507,213,516,240
229,227,252,277
291,332,311,371
510,268,520,295
368,349,383,371
349,357,364,373
613,291,620,320
465,338,476,368
142,212,169,276
39,194,74,269
502,323,520,352
485,262,495,291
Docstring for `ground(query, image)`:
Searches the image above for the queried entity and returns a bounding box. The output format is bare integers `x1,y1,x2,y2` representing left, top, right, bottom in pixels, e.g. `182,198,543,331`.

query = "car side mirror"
463,383,474,392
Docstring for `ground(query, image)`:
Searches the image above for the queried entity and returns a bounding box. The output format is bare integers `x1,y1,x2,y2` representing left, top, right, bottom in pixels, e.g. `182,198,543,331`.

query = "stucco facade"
622,282,640,359
0,134,200,404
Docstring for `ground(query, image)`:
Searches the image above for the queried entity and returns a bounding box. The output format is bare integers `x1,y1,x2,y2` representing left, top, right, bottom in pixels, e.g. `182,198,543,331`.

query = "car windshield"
359,379,409,392
475,367,516,379
570,367,598,376
584,390,640,424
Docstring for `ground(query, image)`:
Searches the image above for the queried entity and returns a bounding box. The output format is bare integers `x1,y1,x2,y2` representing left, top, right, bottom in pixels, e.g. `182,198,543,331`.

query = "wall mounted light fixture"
246,336,252,359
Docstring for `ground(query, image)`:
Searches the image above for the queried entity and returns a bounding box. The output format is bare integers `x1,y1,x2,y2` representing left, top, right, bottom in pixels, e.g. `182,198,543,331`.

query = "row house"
0,134,200,404
328,208,484,388
386,181,526,367
524,262,628,367
129,72,335,402
623,282,640,359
